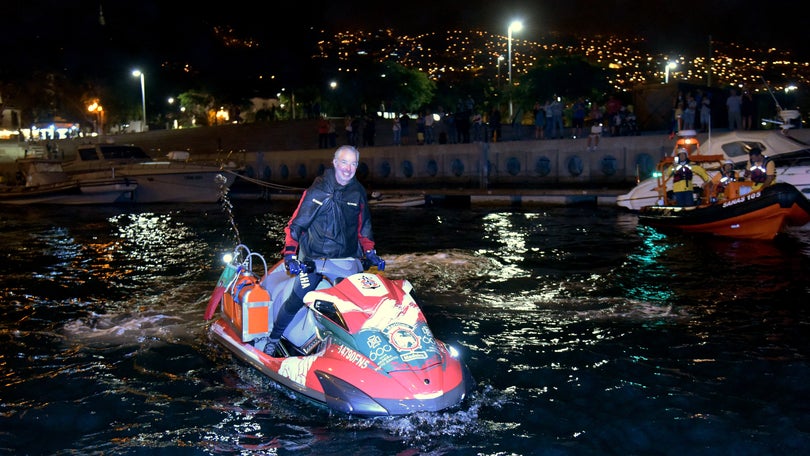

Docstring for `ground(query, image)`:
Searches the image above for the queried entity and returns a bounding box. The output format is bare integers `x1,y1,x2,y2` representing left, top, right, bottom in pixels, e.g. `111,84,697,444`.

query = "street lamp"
507,20,523,118
664,62,677,84
167,97,179,129
132,69,146,132
87,101,103,136
497,55,504,88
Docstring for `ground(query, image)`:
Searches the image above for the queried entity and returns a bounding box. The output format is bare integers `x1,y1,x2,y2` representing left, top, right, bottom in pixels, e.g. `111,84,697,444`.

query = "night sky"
2,1,806,89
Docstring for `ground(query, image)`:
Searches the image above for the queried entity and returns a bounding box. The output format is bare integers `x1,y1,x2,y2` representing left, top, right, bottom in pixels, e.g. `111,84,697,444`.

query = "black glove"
284,254,302,274
365,249,385,271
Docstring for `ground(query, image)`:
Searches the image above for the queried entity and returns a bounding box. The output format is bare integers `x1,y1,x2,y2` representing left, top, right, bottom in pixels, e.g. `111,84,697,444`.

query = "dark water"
2,200,810,455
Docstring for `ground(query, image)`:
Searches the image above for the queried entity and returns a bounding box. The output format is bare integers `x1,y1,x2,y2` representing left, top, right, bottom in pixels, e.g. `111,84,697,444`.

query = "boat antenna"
761,76,784,113
760,76,799,132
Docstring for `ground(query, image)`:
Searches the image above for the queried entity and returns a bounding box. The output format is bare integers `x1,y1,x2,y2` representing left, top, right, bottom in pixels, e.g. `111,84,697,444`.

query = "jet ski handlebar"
303,257,365,281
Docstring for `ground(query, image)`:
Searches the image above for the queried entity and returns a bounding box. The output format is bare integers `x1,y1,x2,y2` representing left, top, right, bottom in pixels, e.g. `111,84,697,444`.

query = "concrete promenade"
3,121,807,206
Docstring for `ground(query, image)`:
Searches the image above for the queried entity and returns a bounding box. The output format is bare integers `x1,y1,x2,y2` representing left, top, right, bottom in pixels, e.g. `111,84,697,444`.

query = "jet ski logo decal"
358,323,439,368
387,324,427,362
389,325,420,350
359,275,380,289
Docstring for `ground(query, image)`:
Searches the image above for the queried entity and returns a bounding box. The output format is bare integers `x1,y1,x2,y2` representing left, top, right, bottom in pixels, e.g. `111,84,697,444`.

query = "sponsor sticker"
359,275,380,289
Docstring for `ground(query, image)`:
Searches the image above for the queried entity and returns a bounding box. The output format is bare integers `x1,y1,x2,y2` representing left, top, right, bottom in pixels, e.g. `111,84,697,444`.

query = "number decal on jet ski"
337,345,370,369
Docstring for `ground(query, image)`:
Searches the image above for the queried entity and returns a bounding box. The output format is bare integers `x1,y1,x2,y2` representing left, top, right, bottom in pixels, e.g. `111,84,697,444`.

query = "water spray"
215,173,240,244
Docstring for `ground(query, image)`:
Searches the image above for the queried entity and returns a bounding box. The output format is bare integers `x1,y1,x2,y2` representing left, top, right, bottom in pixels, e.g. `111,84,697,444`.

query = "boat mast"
707,35,712,87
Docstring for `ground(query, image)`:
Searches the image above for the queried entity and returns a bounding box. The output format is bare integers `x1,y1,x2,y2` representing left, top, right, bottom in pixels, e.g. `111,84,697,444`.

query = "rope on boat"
220,168,305,192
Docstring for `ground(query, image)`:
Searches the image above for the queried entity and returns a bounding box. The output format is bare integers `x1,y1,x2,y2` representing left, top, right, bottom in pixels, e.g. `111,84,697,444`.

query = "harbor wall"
3,121,807,190
230,138,668,190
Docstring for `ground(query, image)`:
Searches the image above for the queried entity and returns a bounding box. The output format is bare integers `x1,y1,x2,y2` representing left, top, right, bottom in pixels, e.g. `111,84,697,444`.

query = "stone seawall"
229,135,670,190
3,121,807,190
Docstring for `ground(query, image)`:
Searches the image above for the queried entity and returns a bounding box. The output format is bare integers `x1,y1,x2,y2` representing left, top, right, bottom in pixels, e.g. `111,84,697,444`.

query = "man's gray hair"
334,145,360,160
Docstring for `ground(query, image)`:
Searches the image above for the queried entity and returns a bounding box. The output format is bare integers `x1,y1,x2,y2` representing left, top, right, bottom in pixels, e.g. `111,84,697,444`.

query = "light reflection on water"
1,203,809,454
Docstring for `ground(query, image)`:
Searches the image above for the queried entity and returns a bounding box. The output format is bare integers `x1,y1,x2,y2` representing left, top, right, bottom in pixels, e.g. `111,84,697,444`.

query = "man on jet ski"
259,145,385,356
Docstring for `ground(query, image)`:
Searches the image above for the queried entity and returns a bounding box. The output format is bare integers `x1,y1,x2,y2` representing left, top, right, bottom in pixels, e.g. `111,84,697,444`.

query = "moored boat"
369,191,426,207
617,129,810,211
62,143,237,203
0,156,136,205
205,245,474,416
637,182,810,240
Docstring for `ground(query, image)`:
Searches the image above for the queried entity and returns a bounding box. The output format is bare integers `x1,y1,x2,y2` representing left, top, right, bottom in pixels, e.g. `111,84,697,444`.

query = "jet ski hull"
206,249,474,416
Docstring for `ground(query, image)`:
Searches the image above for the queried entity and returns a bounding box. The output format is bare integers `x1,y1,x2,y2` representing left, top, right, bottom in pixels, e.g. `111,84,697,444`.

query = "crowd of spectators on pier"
325,95,641,149
318,85,796,150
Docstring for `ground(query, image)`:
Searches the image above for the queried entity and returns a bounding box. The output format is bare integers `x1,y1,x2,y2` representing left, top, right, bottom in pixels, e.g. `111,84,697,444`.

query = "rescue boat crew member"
744,147,776,191
667,148,711,206
710,159,738,201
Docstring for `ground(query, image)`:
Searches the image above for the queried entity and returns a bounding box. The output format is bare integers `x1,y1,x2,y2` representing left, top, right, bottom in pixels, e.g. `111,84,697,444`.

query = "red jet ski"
205,244,475,416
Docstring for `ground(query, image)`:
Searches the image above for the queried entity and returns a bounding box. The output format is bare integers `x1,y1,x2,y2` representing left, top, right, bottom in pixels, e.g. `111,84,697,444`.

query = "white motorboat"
61,144,237,203
369,191,426,207
0,156,137,205
617,129,810,211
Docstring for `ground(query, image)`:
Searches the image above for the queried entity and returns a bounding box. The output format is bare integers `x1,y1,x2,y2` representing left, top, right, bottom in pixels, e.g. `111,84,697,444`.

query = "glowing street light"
497,55,504,88
664,62,677,84
167,97,180,129
87,101,104,136
507,20,523,118
132,69,146,132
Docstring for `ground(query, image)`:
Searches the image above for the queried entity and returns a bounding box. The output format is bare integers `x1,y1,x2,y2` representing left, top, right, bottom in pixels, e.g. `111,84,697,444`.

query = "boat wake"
193,377,510,454
382,250,496,291
59,280,218,346
568,297,687,321
62,309,189,345
57,251,488,349
331,384,513,450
